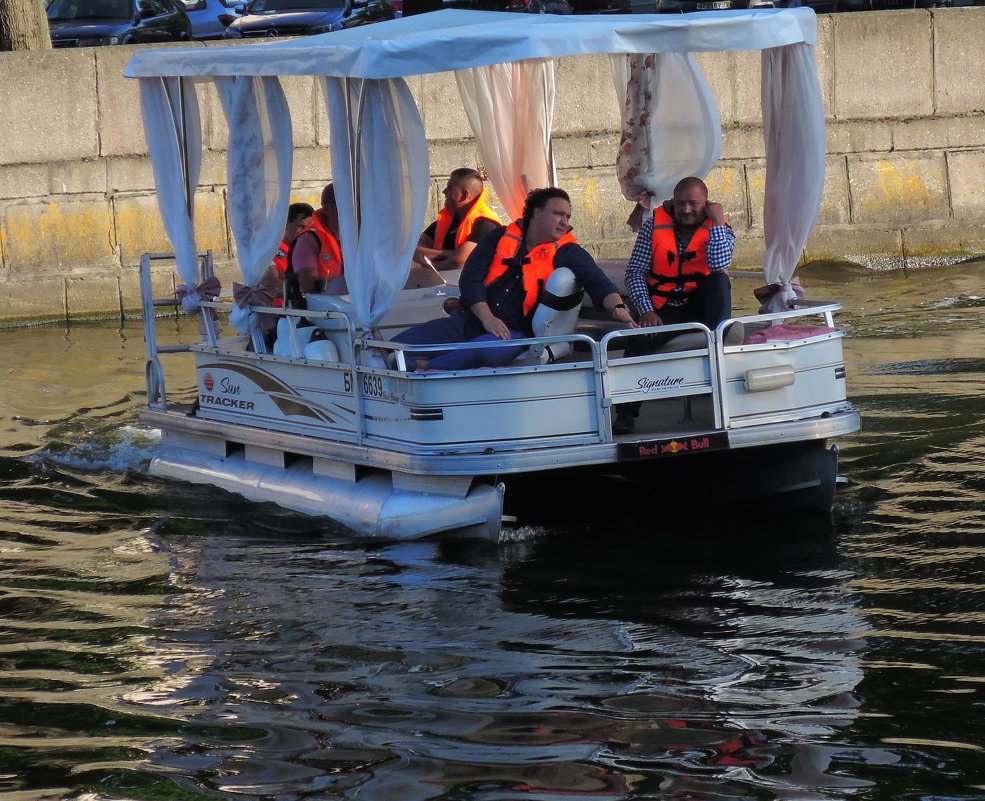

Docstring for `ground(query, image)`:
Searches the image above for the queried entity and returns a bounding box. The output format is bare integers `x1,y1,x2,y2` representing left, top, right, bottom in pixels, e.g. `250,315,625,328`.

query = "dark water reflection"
1,261,985,799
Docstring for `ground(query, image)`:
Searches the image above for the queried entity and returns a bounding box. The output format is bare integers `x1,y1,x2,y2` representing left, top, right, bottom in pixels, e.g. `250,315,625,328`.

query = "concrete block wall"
1,7,984,324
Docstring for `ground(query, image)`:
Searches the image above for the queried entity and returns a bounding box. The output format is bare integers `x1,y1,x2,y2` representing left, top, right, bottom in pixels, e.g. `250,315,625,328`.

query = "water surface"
1,261,984,799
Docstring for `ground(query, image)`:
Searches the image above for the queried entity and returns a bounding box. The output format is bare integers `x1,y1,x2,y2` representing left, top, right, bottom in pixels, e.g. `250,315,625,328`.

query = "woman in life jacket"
393,187,636,371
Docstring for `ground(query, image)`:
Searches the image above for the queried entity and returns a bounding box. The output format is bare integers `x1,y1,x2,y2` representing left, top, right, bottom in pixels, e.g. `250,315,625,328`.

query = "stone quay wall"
1,8,984,325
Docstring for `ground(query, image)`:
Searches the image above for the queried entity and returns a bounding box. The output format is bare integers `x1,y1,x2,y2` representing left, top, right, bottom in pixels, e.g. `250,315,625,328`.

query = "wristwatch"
613,303,628,313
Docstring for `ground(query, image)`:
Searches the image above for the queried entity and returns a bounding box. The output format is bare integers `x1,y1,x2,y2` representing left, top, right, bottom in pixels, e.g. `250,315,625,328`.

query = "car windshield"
47,0,132,18
247,0,344,12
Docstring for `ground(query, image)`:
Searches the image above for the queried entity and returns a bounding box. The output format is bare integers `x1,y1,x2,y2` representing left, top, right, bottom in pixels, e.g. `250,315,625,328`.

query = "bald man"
414,168,503,270
615,177,737,434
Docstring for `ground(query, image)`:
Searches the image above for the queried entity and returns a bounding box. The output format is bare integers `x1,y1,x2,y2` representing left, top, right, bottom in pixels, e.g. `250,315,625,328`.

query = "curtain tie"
753,277,805,315
174,275,221,313
231,273,280,335
232,277,277,310
626,191,653,233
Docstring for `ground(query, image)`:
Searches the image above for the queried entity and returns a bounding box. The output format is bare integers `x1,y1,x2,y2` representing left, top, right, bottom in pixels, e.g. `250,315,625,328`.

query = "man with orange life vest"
613,176,737,434
414,168,503,270
394,187,636,371
286,183,344,306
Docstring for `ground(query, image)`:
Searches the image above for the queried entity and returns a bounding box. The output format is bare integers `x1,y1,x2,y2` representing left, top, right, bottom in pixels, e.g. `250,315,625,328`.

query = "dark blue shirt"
458,225,619,340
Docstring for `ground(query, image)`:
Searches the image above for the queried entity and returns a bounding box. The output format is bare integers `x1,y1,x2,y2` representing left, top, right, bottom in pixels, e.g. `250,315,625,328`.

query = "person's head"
319,183,339,235
320,182,337,210
522,187,572,245
283,202,314,245
442,167,485,213
671,177,709,227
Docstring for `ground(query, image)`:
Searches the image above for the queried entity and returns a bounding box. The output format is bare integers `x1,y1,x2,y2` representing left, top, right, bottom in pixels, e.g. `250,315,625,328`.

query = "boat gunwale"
141,403,860,477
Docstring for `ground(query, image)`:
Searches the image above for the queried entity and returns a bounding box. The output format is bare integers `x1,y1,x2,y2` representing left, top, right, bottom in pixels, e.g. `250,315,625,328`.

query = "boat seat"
404,261,449,289
653,331,710,353
273,317,317,359
741,322,836,343
273,311,352,363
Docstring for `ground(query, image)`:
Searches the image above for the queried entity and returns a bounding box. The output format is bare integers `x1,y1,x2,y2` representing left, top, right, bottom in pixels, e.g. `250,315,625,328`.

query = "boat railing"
369,332,603,372
140,250,219,412
744,300,844,328
140,247,851,444
600,321,724,429
599,301,849,431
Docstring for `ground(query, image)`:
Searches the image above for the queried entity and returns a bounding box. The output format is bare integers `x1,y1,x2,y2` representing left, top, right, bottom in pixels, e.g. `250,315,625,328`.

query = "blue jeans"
392,310,527,371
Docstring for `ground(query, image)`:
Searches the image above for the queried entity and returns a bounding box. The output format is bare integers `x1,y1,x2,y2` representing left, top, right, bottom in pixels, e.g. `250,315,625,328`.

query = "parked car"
653,0,946,11
654,0,773,12
223,0,395,38
182,0,241,37
402,0,659,14
47,0,192,45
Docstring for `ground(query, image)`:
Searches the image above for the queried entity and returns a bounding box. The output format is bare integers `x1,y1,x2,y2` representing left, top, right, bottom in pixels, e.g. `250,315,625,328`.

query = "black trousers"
619,272,732,418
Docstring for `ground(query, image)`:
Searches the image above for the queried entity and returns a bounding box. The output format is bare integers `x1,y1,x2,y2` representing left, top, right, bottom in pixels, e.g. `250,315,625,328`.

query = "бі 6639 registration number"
361,373,394,400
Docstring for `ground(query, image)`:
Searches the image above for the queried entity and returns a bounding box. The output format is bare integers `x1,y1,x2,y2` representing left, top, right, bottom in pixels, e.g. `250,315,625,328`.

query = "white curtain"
456,59,555,222
610,52,721,207
760,43,826,311
322,77,429,331
139,77,203,287
215,76,294,288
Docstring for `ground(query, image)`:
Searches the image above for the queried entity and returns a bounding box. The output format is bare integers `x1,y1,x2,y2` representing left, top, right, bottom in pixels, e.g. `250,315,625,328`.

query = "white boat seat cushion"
273,317,317,358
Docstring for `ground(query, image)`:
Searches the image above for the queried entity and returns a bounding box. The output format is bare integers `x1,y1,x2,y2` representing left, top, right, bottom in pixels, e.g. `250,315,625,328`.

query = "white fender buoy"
526,267,583,364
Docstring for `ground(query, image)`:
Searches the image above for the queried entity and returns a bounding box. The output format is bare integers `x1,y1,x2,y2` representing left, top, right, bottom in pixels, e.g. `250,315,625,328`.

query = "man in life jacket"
414,168,503,270
394,187,637,371
271,202,314,308
613,176,737,434
287,183,344,305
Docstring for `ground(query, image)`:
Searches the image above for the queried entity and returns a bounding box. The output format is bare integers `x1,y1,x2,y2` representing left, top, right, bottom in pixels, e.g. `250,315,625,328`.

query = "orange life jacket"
297,209,343,281
272,241,290,308
646,205,719,310
273,241,290,275
484,222,578,318
433,187,502,252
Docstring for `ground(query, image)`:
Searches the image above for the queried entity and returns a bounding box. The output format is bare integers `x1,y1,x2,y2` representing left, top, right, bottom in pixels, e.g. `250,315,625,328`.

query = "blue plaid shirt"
625,214,735,316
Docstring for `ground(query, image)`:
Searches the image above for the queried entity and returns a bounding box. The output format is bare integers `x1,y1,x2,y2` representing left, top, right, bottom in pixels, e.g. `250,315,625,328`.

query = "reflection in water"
0,261,984,797
103,527,871,800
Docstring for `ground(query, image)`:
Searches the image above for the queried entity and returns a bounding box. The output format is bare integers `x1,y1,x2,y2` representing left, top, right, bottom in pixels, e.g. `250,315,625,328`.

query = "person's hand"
705,201,726,226
482,316,512,340
612,305,639,328
639,310,663,328
431,252,455,269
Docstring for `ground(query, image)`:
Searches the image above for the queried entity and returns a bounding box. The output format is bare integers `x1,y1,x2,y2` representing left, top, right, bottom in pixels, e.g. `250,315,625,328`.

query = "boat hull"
504,439,840,528
143,406,849,541
149,443,505,542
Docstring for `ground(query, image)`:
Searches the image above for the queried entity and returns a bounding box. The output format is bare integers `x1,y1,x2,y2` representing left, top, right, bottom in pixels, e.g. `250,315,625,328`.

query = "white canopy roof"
124,8,817,79
128,8,825,332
